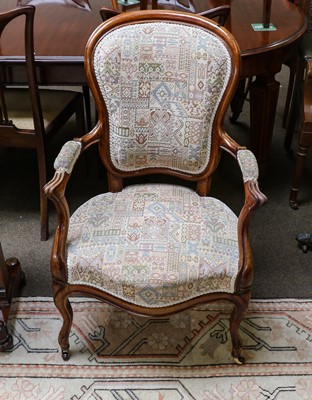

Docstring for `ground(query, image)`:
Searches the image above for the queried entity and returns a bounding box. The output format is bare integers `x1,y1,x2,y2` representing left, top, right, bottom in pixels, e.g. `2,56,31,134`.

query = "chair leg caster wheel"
61,349,70,361
233,355,245,365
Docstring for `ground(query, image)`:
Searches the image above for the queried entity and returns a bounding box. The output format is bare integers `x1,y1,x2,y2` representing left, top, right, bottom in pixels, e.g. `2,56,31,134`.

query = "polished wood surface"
0,0,305,62
0,0,307,172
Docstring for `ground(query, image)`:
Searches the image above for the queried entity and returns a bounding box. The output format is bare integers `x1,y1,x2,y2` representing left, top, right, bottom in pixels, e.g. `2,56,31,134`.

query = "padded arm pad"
237,149,259,182
54,140,81,174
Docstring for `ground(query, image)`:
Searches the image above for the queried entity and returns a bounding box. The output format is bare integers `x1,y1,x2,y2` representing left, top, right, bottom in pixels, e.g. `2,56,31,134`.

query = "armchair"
45,10,266,364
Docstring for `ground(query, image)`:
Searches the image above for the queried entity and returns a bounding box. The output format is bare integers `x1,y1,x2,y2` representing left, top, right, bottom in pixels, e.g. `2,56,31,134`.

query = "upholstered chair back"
90,17,237,179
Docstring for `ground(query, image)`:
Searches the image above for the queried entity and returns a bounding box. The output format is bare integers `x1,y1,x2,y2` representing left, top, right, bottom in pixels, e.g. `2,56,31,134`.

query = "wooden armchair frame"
45,10,266,364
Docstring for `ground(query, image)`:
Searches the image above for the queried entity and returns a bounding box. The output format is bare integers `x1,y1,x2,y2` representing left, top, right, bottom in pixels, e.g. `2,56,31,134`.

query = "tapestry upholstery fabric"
54,140,82,174
66,184,239,307
237,149,259,182
93,22,231,174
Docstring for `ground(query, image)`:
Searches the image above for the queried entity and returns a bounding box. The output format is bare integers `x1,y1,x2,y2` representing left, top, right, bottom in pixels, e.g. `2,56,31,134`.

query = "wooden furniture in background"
0,6,85,241
101,1,230,25
220,0,307,174
285,0,312,208
0,243,23,351
0,0,306,177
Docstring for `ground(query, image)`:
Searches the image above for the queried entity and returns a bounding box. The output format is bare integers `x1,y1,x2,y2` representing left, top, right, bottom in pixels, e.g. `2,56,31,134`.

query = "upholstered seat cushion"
67,184,239,307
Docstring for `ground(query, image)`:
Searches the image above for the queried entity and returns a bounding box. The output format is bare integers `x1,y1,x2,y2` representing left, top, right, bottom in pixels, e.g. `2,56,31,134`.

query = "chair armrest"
237,149,259,182
220,132,262,186
219,133,267,290
45,125,102,202
54,140,82,174
44,140,82,266
235,147,266,212
44,126,102,282
45,139,82,206
44,142,78,280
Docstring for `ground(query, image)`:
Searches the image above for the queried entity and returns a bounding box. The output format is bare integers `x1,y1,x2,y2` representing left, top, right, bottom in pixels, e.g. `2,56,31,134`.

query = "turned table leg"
0,244,24,351
249,72,280,175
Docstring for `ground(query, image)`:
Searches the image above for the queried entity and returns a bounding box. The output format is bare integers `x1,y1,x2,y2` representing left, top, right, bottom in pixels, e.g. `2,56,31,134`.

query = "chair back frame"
86,10,241,195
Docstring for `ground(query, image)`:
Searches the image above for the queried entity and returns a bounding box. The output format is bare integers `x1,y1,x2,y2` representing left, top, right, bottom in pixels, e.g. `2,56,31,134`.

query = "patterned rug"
1,297,312,399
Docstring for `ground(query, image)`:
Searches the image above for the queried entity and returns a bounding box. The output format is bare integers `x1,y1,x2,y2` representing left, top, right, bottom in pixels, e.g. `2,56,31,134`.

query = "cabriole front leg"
229,294,250,365
54,291,73,361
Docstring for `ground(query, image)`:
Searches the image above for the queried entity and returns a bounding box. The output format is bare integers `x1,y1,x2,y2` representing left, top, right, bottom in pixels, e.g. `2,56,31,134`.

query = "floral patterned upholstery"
67,184,239,307
64,24,241,308
93,22,231,174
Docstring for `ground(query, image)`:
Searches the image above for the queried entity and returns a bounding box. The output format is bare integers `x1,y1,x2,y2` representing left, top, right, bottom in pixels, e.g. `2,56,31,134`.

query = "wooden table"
0,0,307,173
204,0,307,174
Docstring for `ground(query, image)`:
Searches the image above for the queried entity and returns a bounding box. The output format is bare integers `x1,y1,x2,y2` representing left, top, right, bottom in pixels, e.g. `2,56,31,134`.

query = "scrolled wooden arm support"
44,126,102,283
220,132,267,290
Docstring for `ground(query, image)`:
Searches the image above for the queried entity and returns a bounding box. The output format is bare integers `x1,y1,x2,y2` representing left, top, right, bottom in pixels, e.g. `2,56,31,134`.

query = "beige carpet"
1,298,312,399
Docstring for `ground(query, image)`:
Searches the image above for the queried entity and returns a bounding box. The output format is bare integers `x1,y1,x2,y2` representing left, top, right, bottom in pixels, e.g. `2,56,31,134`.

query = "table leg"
230,78,252,123
249,73,280,175
0,244,24,351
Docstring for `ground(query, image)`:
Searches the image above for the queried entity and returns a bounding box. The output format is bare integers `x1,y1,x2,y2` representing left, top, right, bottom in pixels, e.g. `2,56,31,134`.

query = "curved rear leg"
229,293,250,365
54,292,73,361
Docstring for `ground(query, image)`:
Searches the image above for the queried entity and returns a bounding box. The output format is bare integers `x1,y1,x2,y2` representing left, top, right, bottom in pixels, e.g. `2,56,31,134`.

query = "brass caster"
233,355,246,365
61,349,70,361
